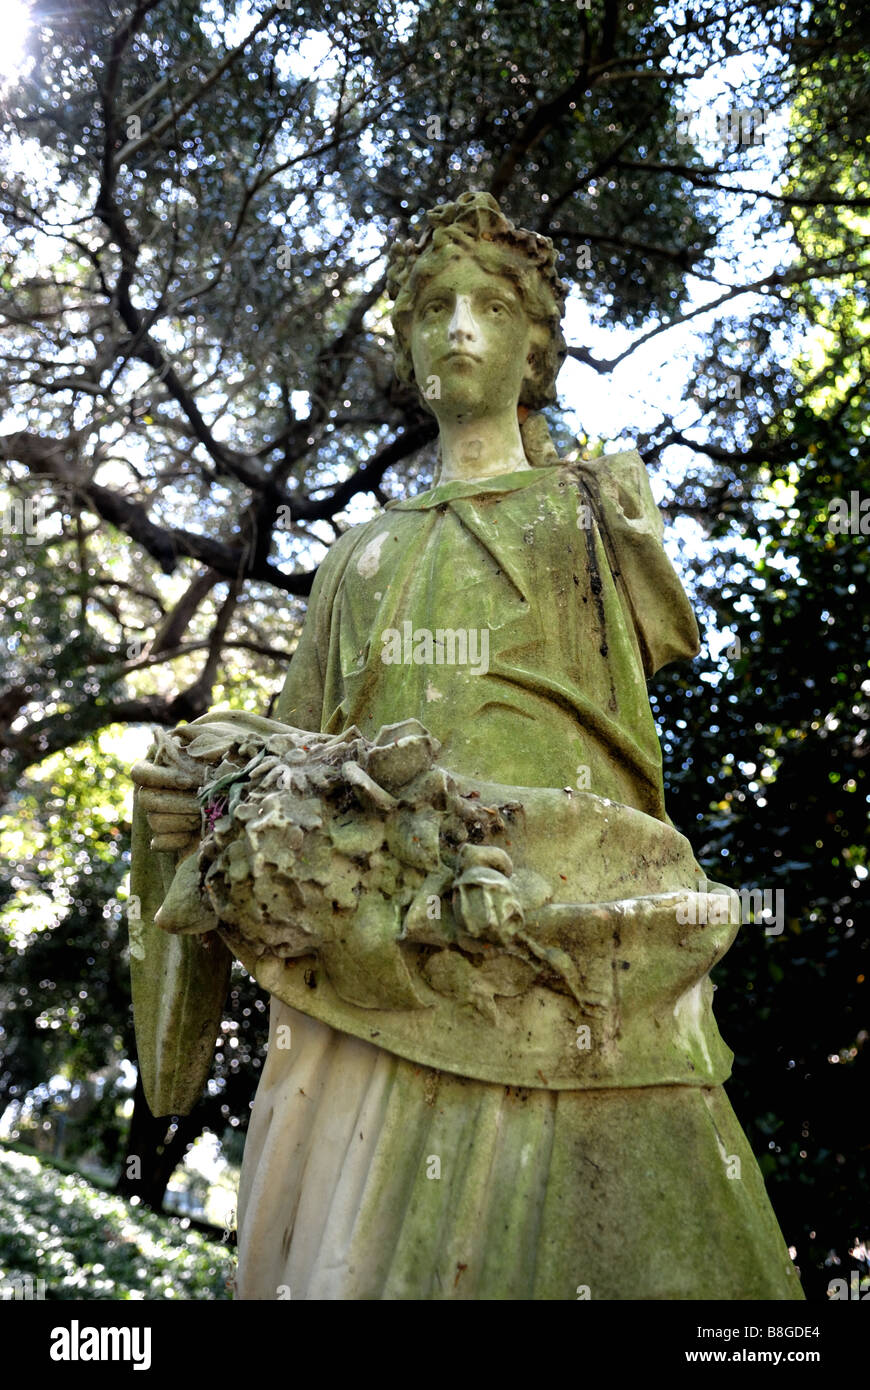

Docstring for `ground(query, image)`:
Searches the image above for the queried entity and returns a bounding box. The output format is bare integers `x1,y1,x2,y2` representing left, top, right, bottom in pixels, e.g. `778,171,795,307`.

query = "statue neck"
435,407,528,482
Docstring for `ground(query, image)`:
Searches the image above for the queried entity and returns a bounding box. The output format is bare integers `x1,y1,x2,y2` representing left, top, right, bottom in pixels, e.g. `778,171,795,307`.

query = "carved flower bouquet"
142,716,534,1009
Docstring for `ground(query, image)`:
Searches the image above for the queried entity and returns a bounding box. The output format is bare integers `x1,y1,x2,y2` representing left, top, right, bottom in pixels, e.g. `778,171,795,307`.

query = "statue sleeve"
129,535,357,1116
129,778,233,1118
578,450,701,679
274,531,354,728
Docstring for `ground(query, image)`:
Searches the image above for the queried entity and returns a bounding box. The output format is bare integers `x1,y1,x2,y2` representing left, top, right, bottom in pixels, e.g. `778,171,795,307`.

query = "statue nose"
448,297,477,344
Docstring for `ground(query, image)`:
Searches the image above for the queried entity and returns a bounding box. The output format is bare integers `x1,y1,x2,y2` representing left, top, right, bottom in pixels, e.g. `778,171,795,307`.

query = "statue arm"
128,528,367,1113
129,770,233,1117
274,529,355,728
578,449,701,678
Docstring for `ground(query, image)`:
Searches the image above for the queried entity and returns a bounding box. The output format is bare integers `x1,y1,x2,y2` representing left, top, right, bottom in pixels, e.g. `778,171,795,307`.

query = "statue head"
387,192,568,464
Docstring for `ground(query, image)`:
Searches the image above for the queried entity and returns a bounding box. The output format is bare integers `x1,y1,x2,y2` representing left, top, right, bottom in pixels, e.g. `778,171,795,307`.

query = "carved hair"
387,191,568,466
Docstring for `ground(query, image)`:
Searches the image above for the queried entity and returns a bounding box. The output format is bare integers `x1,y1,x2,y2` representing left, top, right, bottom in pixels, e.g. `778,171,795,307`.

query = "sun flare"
0,0,33,90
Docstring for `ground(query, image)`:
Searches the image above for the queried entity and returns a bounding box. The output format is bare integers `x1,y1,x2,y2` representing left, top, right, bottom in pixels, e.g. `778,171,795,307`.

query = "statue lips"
441,350,481,366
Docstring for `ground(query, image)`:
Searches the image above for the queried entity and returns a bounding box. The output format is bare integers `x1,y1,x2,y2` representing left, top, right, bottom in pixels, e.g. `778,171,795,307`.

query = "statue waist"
220,879,737,1091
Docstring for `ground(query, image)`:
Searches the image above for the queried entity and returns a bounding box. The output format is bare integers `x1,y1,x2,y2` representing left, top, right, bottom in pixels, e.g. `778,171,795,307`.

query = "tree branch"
113,7,281,168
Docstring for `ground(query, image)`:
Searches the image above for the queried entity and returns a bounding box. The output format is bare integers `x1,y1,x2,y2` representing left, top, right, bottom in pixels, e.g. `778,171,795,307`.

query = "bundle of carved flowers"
187,719,495,960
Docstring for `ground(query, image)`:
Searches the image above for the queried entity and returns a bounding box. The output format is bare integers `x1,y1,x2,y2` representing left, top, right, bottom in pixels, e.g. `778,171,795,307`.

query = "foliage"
0,735,134,1160
652,404,869,1301
0,1146,232,1299
646,18,870,1296
1,0,866,780
0,729,270,1203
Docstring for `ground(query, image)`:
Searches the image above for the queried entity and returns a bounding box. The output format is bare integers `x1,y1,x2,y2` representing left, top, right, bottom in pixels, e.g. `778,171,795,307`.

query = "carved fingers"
137,787,200,814
131,756,199,785
133,758,203,852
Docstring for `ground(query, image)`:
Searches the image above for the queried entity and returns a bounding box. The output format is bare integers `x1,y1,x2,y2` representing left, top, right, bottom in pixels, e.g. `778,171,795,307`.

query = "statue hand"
132,758,202,851
452,845,525,948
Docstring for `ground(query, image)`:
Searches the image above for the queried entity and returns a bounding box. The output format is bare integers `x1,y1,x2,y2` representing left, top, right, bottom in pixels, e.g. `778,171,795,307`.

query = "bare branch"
114,7,281,167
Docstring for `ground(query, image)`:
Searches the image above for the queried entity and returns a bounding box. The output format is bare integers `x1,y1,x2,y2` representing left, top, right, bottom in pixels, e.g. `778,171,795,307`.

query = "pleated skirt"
234,1000,803,1301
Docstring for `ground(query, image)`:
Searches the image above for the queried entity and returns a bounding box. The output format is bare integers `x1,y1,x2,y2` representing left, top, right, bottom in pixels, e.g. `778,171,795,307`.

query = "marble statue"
130,191,804,1300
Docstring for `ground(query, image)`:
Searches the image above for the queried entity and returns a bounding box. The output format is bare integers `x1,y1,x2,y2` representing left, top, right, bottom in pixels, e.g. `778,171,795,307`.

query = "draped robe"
229,456,803,1300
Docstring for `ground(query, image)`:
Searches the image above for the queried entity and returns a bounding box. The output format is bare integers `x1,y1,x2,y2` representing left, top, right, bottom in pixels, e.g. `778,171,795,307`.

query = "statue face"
409,252,532,423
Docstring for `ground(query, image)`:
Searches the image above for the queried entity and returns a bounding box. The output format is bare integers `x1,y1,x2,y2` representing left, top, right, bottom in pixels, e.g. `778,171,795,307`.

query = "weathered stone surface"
234,1005,803,1301
133,711,742,1090
129,778,231,1117
129,190,804,1300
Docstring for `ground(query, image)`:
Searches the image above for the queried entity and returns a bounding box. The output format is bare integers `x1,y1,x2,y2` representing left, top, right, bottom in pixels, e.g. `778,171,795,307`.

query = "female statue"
130,192,803,1300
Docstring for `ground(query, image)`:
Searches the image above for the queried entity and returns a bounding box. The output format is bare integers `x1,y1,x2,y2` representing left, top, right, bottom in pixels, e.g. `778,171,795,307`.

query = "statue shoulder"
311,513,391,587
568,448,663,539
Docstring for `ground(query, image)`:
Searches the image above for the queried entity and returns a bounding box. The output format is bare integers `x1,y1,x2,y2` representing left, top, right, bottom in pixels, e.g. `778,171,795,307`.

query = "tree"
3,0,865,783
